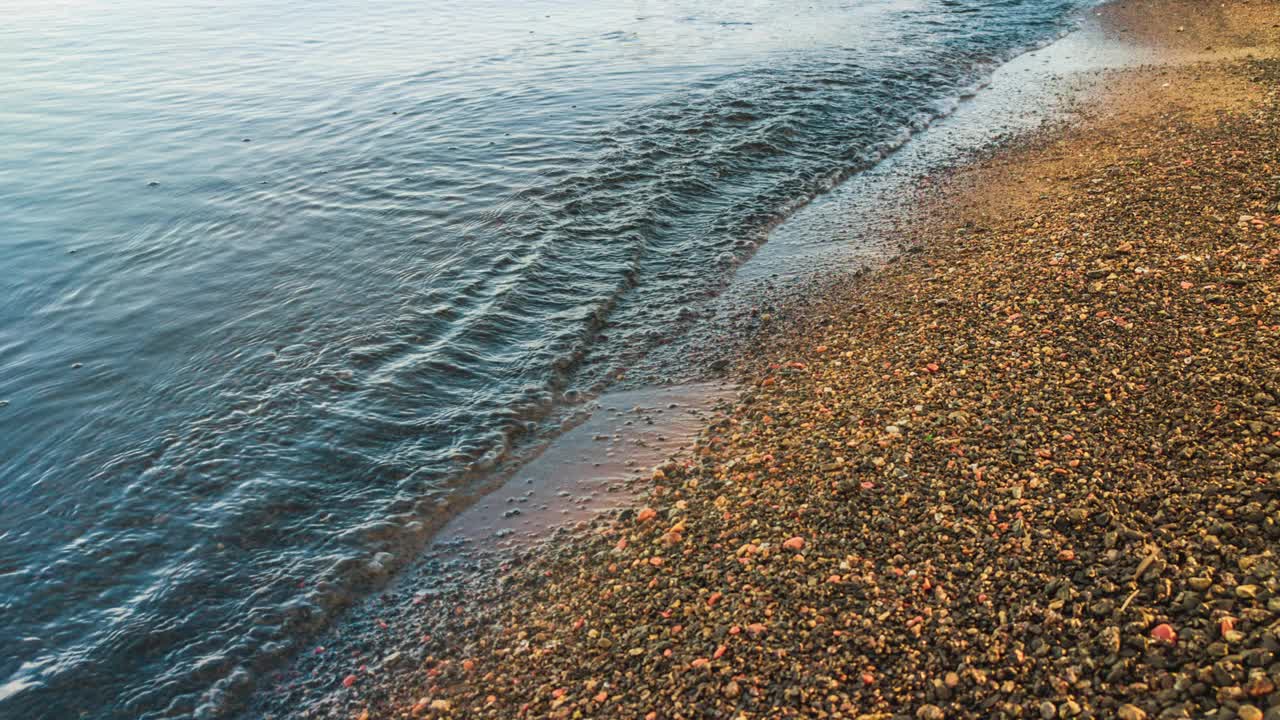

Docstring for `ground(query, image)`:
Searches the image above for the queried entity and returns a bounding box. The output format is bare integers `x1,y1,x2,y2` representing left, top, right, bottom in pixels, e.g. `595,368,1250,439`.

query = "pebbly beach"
258,0,1280,718
9,0,1280,717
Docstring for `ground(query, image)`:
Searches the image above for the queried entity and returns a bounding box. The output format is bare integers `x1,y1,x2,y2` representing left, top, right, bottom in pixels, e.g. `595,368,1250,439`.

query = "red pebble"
342,674,357,688
1220,617,1235,637
1151,623,1177,644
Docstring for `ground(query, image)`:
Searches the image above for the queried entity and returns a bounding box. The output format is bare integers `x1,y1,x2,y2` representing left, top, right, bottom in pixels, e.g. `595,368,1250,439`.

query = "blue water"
1,0,1085,716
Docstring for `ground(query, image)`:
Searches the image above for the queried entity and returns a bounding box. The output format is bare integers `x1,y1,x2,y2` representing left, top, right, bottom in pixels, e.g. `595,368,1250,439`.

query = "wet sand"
437,382,734,548
249,0,1280,718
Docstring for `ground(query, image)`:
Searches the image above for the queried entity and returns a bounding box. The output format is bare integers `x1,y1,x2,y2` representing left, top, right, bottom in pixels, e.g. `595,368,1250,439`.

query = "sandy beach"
261,0,1280,718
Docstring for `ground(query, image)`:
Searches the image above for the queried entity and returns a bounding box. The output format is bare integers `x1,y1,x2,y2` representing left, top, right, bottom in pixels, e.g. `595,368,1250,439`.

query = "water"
0,0,1085,716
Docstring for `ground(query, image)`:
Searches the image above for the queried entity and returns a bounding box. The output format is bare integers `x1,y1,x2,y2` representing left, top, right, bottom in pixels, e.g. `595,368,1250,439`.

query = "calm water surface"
1,0,1083,716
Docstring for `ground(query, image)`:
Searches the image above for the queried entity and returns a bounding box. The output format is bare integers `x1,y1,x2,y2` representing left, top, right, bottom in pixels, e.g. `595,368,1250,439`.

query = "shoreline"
252,1,1280,718
242,5,1117,718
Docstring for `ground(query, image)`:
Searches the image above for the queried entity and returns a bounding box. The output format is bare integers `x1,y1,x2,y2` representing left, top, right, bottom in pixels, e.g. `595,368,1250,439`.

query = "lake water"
0,0,1085,716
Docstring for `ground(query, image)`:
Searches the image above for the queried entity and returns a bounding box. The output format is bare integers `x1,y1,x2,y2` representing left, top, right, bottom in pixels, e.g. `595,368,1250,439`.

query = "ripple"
0,0,1086,716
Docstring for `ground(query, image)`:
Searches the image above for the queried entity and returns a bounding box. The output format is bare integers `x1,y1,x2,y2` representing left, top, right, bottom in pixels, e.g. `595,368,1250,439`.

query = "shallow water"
1,0,1085,716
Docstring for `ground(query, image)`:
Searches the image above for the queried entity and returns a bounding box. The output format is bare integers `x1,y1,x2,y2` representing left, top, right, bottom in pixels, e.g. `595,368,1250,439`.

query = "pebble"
1237,706,1262,720
1118,704,1147,720
1151,623,1178,645
916,704,944,720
